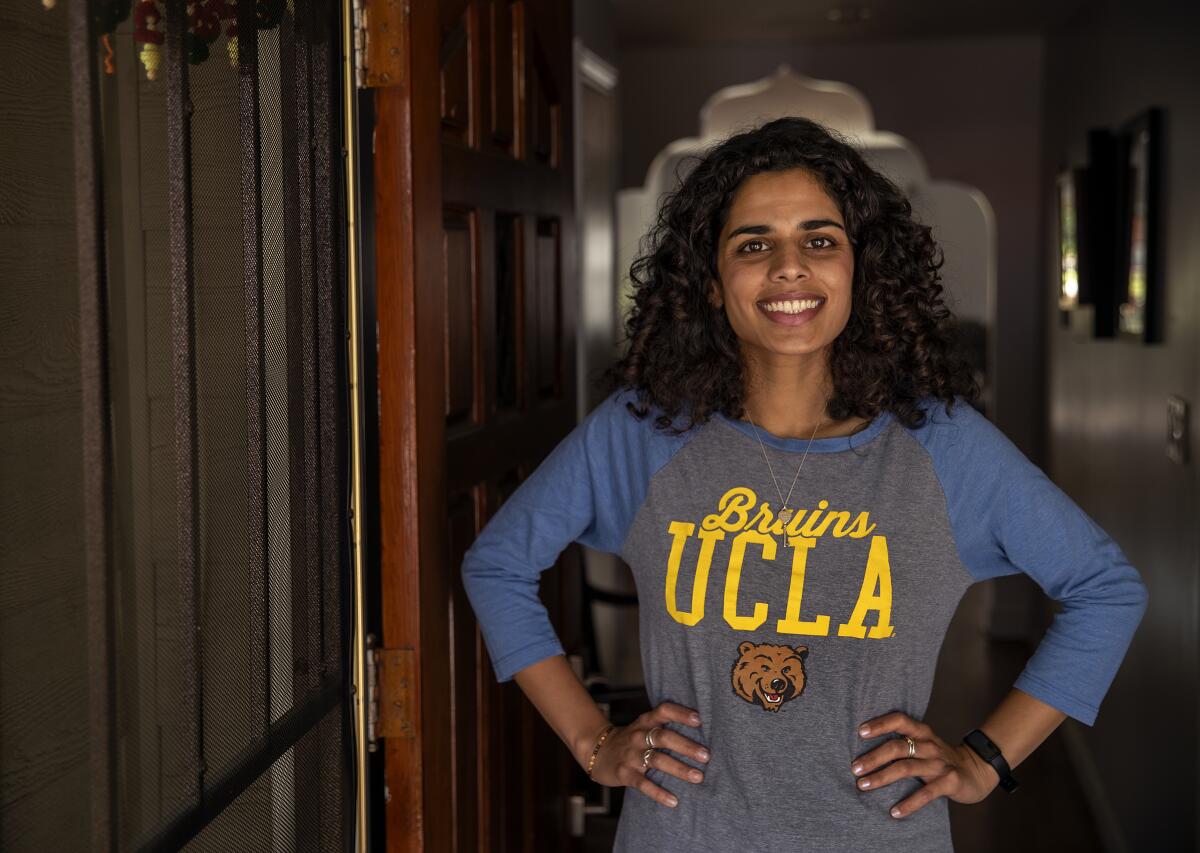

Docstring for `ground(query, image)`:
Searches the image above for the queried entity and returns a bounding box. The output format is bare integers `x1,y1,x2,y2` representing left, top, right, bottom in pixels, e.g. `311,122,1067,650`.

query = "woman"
461,117,1148,852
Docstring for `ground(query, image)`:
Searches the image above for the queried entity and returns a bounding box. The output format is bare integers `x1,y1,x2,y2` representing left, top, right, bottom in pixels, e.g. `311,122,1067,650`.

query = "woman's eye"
738,236,836,253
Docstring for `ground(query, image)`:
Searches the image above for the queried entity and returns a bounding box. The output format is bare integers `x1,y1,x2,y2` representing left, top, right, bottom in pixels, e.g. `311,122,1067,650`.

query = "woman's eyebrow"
726,219,846,241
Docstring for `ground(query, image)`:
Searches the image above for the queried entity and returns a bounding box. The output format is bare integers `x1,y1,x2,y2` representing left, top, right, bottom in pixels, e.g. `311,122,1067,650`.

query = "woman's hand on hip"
586,702,710,809
850,711,1000,819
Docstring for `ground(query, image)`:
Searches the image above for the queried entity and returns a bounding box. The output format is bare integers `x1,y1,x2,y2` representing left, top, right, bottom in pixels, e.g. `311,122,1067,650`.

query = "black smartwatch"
962,728,1019,793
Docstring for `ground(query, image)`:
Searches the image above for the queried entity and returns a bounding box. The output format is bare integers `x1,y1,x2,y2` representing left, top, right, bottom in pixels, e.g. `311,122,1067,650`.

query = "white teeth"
762,298,822,314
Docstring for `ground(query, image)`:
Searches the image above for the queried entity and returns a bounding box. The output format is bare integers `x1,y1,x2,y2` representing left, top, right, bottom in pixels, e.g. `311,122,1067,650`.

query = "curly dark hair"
598,115,980,435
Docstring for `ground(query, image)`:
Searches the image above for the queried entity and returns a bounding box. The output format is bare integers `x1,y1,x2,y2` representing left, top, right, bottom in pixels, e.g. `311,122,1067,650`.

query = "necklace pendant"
778,507,794,525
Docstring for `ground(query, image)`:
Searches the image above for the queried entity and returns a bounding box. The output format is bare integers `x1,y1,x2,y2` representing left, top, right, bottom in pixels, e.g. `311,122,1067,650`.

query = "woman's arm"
512,654,611,767
513,653,710,809
916,397,1149,726
971,686,1067,774
461,392,632,684
459,388,708,807
849,397,1149,820
462,387,691,685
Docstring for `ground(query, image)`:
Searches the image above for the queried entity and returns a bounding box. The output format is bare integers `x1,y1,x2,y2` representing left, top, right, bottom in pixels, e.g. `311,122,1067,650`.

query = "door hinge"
351,0,365,88
366,634,416,751
351,0,406,89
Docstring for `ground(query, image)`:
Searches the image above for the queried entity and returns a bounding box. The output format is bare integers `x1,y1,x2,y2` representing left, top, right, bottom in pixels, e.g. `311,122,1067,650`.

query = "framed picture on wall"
1056,167,1085,325
1053,129,1123,340
1082,128,1119,339
1117,107,1164,343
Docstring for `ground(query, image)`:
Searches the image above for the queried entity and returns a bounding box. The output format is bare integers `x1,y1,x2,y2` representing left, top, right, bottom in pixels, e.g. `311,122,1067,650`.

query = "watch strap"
962,728,1019,793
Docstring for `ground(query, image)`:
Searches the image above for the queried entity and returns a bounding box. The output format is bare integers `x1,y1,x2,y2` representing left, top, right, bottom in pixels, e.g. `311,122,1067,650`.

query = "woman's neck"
741,400,871,441
739,354,869,440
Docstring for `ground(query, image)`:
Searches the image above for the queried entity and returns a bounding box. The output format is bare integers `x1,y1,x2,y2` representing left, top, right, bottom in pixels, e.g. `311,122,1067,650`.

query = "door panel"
375,0,580,849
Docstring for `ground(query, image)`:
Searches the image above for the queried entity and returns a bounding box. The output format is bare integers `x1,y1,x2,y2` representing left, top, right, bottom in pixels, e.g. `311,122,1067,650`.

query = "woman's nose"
770,242,810,281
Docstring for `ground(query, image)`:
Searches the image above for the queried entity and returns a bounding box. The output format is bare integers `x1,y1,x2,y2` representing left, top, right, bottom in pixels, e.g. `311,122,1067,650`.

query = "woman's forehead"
724,171,843,230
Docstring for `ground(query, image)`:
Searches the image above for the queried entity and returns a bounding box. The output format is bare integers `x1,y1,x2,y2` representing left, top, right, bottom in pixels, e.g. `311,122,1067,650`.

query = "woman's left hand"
850,712,1000,819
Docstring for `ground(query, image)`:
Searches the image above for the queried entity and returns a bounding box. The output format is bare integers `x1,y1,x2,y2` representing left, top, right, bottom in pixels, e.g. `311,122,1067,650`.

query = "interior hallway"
574,1,1198,846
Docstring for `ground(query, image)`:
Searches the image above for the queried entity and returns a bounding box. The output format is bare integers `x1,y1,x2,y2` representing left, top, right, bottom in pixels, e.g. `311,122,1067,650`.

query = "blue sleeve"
914,396,1149,726
460,387,689,683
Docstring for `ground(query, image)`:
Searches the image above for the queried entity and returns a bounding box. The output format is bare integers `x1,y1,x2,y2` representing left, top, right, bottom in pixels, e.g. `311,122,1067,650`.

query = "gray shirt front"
613,410,969,852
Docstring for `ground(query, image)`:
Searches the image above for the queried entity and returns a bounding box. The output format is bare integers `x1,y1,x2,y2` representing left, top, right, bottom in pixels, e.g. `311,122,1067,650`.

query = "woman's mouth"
756,296,825,326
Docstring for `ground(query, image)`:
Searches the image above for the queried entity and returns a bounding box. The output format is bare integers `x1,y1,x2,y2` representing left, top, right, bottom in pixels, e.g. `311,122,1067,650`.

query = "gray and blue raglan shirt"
460,387,1149,853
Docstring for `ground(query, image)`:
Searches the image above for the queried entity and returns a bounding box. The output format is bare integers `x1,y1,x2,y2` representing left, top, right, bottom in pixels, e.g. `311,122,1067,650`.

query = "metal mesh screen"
0,0,350,846
0,1,92,848
0,0,356,849
181,705,347,853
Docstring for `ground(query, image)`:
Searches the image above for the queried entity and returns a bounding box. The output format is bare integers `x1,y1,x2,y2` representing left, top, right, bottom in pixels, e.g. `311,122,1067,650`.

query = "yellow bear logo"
731,640,809,712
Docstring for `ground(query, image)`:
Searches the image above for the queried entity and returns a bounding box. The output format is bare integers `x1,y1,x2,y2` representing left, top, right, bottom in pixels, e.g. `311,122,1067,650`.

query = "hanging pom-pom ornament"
185,0,225,64
189,0,222,43
133,0,165,80
140,42,162,79
225,19,239,68
220,0,238,68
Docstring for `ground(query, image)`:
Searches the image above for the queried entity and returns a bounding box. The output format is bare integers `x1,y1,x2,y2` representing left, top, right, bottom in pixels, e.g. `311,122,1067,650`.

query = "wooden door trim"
373,2,579,849
373,0,447,848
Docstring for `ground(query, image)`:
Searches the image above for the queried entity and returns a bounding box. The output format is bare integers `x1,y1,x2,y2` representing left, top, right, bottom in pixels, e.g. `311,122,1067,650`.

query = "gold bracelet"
586,723,617,779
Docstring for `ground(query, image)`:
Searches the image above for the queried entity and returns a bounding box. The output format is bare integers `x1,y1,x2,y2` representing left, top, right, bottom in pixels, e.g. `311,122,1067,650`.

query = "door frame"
369,0,445,849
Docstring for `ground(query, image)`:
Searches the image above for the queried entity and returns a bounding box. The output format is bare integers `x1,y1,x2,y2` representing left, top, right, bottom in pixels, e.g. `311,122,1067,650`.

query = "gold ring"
641,747,655,769
646,726,662,748
904,735,916,758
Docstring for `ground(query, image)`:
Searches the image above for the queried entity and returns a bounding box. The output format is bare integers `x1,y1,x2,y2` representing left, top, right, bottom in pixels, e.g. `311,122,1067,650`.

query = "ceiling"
612,0,1094,46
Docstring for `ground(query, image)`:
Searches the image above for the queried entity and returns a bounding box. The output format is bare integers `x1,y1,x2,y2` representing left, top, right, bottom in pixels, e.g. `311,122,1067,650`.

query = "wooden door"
373,0,581,850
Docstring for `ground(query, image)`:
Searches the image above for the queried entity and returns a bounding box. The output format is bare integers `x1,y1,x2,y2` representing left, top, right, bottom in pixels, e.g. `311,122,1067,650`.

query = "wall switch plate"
1166,395,1188,464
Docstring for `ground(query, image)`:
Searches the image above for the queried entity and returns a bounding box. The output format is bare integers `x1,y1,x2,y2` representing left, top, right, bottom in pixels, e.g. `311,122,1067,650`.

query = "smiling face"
709,167,854,371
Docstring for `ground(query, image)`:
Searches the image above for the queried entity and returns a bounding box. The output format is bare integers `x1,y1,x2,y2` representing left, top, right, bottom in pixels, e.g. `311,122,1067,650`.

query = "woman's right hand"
585,702,711,808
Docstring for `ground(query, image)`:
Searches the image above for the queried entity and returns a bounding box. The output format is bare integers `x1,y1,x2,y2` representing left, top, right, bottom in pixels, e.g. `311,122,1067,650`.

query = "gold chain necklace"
745,403,825,550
